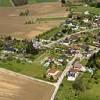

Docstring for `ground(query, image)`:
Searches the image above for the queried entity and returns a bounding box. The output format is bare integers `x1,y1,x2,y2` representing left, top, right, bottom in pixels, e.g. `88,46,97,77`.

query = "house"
67,68,79,81
60,39,70,46
41,39,51,44
83,18,89,23
67,62,86,81
84,11,89,15
33,41,40,49
73,62,86,72
72,25,79,31
47,67,61,80
56,32,64,37
65,18,72,24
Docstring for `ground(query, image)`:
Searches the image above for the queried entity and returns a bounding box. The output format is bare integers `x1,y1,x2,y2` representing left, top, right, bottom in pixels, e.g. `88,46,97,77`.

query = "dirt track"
0,68,55,100
0,2,68,39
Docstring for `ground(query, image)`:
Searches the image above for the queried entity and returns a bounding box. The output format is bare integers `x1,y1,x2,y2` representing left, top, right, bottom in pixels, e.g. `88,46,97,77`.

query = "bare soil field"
0,68,55,100
0,2,68,39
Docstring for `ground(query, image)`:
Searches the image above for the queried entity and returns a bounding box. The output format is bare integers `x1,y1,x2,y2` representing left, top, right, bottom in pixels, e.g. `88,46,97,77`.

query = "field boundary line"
0,68,56,87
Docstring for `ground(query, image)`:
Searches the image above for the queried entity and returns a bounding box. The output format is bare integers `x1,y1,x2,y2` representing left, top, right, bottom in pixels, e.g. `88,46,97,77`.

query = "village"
0,0,100,100
0,9,99,82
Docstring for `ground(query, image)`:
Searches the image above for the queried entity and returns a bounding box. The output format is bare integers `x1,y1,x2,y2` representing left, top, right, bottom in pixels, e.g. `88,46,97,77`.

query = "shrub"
72,77,86,92
19,9,29,16
95,80,99,84
16,59,21,63
43,73,46,78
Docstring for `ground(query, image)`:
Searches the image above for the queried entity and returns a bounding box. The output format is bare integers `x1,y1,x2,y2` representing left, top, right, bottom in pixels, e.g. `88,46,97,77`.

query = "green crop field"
0,0,11,6
0,0,58,7
56,73,100,100
72,5,100,15
0,60,45,79
28,0,58,4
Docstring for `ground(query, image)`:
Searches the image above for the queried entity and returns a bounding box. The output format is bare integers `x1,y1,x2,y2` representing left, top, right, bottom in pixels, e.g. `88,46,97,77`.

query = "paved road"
50,54,78,100
42,27,100,48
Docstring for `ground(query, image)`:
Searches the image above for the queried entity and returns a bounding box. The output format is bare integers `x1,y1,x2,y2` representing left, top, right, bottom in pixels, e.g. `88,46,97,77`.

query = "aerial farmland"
0,0,100,100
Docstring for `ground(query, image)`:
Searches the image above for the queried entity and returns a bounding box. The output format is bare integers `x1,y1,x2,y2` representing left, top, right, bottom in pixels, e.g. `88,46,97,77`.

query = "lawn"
0,0,11,6
56,71,100,100
72,5,100,15
37,17,66,21
55,78,76,100
0,59,46,79
80,59,88,66
28,0,58,4
38,27,60,40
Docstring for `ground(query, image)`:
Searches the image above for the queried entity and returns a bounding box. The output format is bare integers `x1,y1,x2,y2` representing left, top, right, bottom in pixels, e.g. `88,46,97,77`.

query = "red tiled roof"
47,68,59,74
69,68,80,72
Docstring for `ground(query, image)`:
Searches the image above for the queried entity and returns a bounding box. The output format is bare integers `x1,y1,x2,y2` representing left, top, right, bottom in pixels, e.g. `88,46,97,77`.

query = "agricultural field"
0,68,55,100
0,2,67,39
0,0,11,6
0,0,58,7
28,0,58,4
0,1,99,100
72,5,100,14
0,60,45,79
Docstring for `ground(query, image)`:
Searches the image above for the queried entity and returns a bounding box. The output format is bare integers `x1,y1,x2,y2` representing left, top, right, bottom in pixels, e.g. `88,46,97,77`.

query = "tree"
43,73,46,78
86,51,100,69
26,41,38,55
83,0,97,7
61,0,66,7
50,76,54,81
72,77,85,92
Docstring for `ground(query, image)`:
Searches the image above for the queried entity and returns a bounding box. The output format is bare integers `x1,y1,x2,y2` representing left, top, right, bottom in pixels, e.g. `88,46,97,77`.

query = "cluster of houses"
67,61,86,81
41,56,67,80
41,31,99,81
33,11,100,53
0,7,99,82
40,41,96,81
0,37,35,63
64,11,100,31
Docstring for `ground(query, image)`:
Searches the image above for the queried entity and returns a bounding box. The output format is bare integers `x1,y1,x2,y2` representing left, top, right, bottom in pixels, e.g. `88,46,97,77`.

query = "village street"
42,27,100,48
50,54,78,100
